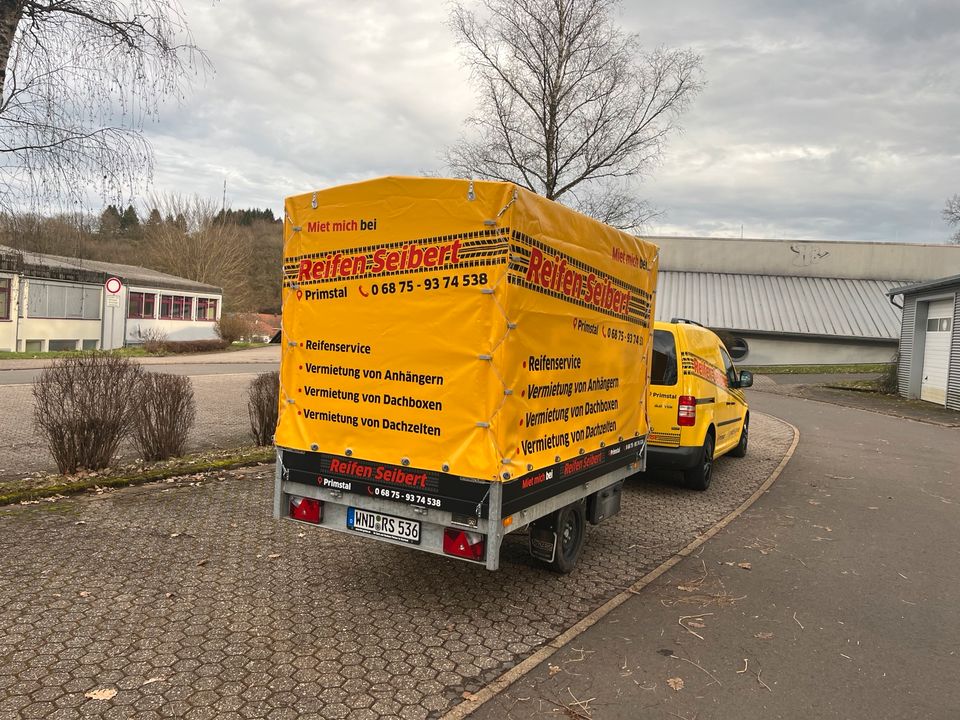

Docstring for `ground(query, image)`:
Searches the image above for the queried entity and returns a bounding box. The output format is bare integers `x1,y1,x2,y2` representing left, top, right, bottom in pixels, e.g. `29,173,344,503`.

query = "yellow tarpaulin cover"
276,177,659,482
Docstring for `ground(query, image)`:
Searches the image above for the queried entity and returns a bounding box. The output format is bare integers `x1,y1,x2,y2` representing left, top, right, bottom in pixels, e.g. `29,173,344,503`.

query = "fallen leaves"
755,632,774,640
84,688,117,701
461,691,478,701
548,663,561,677
737,562,752,570
666,677,684,691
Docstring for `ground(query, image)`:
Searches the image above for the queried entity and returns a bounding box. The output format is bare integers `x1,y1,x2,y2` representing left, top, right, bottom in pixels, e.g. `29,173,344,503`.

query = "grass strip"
743,363,892,375
0,446,274,506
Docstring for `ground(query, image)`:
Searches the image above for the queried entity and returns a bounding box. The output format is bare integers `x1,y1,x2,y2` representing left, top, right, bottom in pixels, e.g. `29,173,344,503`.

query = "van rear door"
648,328,680,447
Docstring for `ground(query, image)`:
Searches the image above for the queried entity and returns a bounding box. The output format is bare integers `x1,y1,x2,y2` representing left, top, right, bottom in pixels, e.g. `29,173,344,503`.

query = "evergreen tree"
98,205,122,236
146,208,163,227
120,204,140,232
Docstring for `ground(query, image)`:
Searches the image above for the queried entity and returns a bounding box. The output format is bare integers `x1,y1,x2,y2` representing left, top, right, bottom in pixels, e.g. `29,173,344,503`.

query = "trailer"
274,177,659,572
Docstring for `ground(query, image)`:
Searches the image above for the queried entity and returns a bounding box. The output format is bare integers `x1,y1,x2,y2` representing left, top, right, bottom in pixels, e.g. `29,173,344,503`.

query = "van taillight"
678,396,697,427
443,528,486,561
290,496,321,523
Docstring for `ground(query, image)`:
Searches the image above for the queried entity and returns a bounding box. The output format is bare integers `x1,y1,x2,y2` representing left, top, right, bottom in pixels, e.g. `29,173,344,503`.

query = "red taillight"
443,528,486,561
290,496,321,524
678,395,697,427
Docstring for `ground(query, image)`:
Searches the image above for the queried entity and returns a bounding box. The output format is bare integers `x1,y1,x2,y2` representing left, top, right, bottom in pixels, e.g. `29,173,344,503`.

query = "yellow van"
647,319,753,490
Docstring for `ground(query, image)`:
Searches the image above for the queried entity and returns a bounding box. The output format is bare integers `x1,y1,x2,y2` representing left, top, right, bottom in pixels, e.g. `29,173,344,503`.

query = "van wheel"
684,433,715,491
729,415,748,458
549,502,586,574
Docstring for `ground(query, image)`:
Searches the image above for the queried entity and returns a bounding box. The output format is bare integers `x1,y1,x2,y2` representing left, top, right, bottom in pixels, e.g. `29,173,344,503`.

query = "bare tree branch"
0,0,209,212
943,194,960,245
445,0,703,232
144,193,253,311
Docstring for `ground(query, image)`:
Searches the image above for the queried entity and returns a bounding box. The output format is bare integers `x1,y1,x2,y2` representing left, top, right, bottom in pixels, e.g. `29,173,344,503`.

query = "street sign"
106,295,121,307
105,276,123,295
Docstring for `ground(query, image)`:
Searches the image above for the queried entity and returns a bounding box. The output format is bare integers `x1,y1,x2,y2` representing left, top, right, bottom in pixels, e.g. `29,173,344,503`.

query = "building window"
128,291,156,319
159,294,193,320
927,317,952,332
197,297,218,321
26,281,101,320
0,278,9,320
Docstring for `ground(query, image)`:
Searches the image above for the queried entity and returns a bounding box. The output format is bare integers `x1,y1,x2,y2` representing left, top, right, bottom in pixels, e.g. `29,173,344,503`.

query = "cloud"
141,0,960,243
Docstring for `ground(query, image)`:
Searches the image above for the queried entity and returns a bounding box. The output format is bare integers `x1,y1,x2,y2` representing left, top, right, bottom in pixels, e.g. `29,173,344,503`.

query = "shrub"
33,354,143,474
133,373,197,460
216,312,256,344
248,371,280,446
154,339,227,354
877,353,899,395
142,328,168,354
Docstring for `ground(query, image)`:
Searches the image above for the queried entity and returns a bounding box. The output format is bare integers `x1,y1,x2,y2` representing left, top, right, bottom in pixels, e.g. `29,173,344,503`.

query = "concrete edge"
440,412,801,720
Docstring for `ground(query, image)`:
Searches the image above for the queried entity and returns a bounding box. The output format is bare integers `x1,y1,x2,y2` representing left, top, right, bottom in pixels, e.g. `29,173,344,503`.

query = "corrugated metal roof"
654,271,904,340
887,274,960,297
0,244,221,293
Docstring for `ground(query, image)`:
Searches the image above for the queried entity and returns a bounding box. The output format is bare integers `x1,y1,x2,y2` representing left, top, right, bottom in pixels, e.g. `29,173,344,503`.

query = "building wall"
736,333,898,367
123,285,222,345
0,273,19,351
652,236,960,282
18,318,102,351
9,277,104,352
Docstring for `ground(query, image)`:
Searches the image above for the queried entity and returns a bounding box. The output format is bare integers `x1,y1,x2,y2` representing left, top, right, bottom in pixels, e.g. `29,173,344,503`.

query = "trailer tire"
549,502,586,574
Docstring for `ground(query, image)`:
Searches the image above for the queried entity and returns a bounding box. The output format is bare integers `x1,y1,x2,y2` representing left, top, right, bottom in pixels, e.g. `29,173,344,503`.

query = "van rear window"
651,329,678,386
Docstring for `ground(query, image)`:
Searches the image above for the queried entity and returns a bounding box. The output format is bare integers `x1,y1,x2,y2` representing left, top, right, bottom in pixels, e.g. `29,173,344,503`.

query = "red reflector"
443,528,486,561
678,395,697,427
290,496,321,524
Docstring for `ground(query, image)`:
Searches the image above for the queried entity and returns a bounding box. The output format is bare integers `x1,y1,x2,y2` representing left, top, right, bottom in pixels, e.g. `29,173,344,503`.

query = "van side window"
719,347,737,387
651,330,678,386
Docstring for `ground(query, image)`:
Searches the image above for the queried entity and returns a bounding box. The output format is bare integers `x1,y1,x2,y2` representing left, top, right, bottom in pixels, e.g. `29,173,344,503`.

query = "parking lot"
0,413,793,720
0,373,259,480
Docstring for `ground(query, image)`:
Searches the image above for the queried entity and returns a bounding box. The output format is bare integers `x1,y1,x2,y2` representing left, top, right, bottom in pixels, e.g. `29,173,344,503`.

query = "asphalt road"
468,391,960,719
0,362,280,386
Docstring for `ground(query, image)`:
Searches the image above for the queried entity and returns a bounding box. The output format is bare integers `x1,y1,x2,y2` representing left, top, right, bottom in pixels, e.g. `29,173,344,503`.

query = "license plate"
347,507,421,545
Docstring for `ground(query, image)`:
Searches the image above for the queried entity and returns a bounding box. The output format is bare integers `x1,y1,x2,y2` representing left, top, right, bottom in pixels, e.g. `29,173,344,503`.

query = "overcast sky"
144,0,960,244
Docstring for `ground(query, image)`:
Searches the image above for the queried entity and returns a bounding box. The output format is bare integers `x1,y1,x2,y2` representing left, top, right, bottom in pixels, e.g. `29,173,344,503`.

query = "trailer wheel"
549,502,586,574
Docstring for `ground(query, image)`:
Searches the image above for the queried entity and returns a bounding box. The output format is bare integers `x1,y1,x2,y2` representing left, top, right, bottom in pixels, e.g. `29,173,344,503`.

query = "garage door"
920,299,954,405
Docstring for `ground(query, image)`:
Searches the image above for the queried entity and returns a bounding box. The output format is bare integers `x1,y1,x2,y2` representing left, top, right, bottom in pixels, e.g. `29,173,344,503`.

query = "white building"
0,246,223,352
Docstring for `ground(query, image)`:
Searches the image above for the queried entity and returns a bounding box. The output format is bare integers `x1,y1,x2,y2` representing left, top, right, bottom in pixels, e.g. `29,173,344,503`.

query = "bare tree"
144,193,253,310
944,194,960,245
0,0,207,210
446,0,703,230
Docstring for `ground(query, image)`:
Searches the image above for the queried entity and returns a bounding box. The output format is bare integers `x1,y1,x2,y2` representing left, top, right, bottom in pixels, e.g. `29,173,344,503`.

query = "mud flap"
528,521,557,563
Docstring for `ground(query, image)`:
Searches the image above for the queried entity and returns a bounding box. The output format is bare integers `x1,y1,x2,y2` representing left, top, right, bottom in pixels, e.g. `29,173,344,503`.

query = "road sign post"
104,277,124,349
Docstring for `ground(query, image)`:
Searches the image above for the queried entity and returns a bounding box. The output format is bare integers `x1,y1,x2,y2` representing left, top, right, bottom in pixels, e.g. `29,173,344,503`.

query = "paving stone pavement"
0,374,259,479
0,413,794,720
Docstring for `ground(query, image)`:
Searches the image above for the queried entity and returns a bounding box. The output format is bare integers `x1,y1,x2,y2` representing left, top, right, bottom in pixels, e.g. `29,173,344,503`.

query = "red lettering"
423,246,439,265
298,259,312,281
526,247,544,284
406,244,423,269
541,258,554,286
